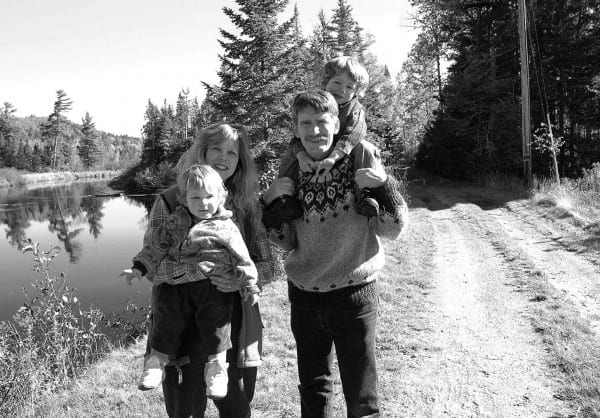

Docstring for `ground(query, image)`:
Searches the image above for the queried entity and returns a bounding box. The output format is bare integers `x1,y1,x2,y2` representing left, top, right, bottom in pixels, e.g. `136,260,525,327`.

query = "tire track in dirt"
393,185,573,417
490,203,600,334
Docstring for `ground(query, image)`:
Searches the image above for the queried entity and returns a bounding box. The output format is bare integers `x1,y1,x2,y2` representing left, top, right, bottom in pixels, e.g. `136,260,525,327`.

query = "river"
0,180,156,322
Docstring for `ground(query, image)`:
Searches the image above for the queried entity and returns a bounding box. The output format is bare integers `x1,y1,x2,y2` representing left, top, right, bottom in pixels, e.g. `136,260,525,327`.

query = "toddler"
270,56,380,225
121,165,259,399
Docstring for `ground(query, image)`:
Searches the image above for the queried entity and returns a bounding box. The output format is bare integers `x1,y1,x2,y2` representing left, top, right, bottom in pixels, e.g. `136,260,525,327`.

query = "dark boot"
355,188,379,217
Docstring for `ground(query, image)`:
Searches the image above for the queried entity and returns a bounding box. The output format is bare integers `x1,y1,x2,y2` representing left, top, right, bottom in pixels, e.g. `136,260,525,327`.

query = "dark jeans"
152,280,233,356
290,290,379,418
148,288,255,417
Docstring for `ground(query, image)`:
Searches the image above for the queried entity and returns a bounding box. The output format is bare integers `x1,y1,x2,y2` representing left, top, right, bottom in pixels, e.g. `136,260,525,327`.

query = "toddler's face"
186,183,221,221
325,72,358,105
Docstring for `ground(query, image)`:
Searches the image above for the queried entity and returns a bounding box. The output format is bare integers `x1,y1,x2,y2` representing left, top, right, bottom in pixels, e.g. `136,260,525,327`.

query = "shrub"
133,161,176,192
0,239,109,416
0,167,26,187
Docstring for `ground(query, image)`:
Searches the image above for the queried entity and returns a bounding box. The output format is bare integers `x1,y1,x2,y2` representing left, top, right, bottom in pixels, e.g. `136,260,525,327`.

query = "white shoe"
137,350,168,391
205,359,229,399
137,368,164,391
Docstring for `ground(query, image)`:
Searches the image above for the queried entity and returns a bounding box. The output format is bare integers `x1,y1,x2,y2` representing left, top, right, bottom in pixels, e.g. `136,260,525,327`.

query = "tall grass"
0,239,147,416
532,162,600,222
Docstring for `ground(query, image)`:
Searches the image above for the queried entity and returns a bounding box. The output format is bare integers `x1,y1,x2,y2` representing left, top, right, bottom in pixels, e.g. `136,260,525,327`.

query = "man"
263,89,408,417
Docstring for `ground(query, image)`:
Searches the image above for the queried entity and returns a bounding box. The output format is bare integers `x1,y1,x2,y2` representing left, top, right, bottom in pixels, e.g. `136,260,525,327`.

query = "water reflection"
0,181,157,321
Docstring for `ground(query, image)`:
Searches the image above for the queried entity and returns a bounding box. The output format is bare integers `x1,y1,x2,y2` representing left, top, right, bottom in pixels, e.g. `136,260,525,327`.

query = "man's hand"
120,268,143,286
354,167,387,189
263,177,295,206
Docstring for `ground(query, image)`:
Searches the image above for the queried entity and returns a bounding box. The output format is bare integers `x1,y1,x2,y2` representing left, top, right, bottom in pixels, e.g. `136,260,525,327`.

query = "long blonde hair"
175,122,260,226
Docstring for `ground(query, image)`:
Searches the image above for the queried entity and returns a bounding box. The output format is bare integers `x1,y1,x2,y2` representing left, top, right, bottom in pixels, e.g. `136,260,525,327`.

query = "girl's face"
204,136,240,181
325,71,358,105
185,183,221,221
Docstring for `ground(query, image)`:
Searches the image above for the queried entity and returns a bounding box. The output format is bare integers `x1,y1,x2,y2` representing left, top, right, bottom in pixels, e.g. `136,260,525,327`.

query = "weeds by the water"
0,239,148,416
0,167,26,187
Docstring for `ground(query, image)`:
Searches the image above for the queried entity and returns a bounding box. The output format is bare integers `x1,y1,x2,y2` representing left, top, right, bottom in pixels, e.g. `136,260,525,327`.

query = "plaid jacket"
137,185,274,286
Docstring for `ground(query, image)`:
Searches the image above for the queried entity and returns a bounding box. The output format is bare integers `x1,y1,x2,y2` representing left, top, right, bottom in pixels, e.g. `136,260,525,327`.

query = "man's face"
295,107,340,161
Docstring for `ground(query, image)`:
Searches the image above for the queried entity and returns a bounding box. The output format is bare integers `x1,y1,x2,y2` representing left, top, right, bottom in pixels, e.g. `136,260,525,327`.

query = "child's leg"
352,140,384,217
191,281,234,399
139,283,186,390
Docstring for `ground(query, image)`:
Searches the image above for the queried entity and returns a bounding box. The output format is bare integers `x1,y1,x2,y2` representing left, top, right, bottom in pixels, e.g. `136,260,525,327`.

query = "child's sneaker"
355,188,379,217
204,358,229,399
137,350,169,391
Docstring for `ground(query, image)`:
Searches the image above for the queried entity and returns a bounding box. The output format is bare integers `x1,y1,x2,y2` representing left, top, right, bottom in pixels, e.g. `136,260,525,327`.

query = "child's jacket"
134,204,259,297
142,186,270,368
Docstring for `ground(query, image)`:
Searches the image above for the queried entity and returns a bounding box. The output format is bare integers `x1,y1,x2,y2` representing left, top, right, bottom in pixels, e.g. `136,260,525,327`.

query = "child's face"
295,107,340,161
185,183,222,221
325,72,358,105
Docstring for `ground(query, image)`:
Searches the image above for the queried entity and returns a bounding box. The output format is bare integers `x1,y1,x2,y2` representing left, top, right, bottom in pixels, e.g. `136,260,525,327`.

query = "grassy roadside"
6,169,600,417
29,214,435,417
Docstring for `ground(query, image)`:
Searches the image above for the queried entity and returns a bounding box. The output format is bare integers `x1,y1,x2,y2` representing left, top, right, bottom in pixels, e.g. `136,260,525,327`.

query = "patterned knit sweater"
267,148,408,293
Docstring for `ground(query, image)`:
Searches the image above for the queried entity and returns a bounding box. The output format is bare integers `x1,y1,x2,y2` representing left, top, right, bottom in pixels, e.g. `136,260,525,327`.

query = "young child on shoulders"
121,164,259,399
268,55,380,226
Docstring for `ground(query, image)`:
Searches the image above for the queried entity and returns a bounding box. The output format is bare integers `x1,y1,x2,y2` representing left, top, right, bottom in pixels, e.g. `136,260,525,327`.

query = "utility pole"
518,0,532,187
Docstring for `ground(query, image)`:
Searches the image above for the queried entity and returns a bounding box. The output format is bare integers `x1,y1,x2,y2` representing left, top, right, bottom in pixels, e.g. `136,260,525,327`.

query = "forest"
2,0,599,187
124,0,599,190
0,91,142,173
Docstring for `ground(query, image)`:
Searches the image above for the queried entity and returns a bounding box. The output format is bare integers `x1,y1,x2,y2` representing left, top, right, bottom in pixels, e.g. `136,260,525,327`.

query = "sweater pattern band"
297,157,353,222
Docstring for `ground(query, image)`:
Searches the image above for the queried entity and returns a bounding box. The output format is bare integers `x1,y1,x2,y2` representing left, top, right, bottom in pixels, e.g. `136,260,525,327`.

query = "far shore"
0,170,122,189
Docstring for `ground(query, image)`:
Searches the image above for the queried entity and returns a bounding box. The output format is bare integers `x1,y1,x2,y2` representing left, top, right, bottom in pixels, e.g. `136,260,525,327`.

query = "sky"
0,0,419,137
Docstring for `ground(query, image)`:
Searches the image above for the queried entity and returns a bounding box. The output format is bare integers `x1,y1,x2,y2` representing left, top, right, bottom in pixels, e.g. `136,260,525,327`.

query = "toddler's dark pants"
152,280,233,357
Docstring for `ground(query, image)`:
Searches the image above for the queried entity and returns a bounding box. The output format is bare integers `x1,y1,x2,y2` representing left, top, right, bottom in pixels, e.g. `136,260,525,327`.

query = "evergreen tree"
78,112,101,169
42,90,73,170
329,0,370,58
393,35,440,162
308,9,336,66
175,88,192,142
203,0,295,147
140,99,176,167
0,102,17,168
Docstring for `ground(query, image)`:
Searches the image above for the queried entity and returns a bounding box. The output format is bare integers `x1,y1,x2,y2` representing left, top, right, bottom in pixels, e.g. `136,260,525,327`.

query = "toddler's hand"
210,273,240,293
244,293,259,306
120,268,142,286
297,152,316,172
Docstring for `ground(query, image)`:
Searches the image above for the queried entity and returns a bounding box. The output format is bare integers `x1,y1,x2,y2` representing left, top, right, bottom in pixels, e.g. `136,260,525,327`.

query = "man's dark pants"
290,285,379,418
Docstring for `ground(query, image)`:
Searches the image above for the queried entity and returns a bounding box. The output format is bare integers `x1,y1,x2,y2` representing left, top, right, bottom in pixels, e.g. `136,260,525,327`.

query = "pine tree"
308,9,336,65
42,90,73,170
203,0,295,147
140,100,176,167
329,0,370,58
78,112,101,169
0,102,17,168
175,88,192,142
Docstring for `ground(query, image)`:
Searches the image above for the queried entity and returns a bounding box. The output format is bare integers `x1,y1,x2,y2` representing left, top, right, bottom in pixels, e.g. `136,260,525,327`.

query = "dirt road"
377,179,600,417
